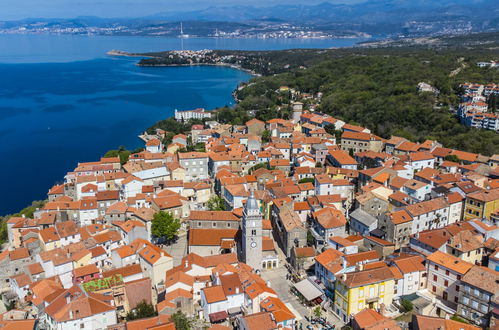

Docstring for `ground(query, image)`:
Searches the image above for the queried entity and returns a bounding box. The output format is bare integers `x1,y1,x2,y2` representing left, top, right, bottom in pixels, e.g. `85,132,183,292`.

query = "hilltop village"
2,87,499,330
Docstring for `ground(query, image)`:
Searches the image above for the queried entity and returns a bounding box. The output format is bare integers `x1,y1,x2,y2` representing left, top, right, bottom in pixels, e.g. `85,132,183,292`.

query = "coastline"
137,62,260,77
107,50,260,76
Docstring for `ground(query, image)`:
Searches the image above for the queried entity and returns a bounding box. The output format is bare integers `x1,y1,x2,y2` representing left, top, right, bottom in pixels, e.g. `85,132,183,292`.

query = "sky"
0,0,363,20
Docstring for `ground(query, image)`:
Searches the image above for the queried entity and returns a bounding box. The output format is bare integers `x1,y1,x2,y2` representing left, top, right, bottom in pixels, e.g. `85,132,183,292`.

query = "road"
260,244,345,329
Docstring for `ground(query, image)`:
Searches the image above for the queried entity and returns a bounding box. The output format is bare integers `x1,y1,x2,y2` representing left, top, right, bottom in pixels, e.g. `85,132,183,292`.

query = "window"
213,222,217,227
359,290,364,298
444,280,448,287
446,270,449,276
433,275,438,281
251,230,256,236
471,300,479,309
456,285,460,292
432,285,436,292
461,309,467,316
434,265,439,271
480,304,488,313
454,297,458,303
463,297,469,304
474,288,480,296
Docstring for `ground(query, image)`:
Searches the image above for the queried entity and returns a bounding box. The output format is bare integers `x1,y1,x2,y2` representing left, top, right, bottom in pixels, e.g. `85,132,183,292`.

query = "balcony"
366,296,379,303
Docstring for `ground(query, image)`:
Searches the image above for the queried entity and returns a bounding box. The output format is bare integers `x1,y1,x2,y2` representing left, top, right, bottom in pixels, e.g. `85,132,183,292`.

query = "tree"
151,211,181,242
313,306,322,318
400,298,413,312
444,154,461,163
172,310,192,330
207,195,226,211
262,129,271,143
249,162,270,174
298,178,315,184
125,300,157,321
450,314,470,324
307,230,315,247
315,162,323,168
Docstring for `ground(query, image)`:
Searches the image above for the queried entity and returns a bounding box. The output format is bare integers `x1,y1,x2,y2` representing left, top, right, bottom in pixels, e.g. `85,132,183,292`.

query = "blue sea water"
0,34,365,214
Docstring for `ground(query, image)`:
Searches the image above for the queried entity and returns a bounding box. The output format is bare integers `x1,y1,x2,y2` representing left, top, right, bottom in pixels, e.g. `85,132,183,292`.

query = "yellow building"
334,266,395,323
464,188,499,220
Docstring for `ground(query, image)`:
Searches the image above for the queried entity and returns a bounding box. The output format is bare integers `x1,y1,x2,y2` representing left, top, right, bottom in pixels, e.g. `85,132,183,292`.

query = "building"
334,266,395,323
426,251,474,313
457,265,499,328
241,191,263,271
178,152,209,181
174,108,212,121
464,188,499,221
352,308,401,330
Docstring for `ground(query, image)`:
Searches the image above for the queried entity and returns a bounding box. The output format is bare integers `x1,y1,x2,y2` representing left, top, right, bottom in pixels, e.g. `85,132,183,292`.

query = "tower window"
252,230,256,236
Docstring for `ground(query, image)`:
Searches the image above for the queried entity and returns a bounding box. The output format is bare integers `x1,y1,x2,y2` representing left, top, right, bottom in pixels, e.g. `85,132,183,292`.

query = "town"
1,84,499,330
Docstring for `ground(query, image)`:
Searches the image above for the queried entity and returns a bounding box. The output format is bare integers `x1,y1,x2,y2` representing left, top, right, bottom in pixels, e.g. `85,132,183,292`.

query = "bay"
0,34,365,214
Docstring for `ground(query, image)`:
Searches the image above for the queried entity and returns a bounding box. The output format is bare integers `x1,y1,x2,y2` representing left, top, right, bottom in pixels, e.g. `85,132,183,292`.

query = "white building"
175,108,212,121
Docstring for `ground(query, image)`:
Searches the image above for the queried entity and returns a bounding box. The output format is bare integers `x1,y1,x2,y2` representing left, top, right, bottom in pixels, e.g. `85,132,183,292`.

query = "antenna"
180,22,183,35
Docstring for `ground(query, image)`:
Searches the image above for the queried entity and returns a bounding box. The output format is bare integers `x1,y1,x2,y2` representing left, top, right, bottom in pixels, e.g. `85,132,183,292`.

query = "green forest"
145,32,499,155
233,37,499,155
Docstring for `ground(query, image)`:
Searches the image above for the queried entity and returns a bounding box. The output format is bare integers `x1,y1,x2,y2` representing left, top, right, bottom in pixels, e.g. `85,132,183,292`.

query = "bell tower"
241,190,263,271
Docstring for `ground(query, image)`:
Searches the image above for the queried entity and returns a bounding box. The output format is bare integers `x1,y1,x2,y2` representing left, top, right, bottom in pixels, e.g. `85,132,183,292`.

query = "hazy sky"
0,0,363,20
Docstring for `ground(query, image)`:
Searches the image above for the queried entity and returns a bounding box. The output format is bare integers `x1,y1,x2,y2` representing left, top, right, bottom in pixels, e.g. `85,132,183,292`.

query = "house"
310,207,347,248
426,251,474,313
44,291,117,330
391,255,427,297
289,246,316,275
188,229,239,256
352,308,401,330
138,242,173,287
456,265,499,328
246,118,265,136
327,150,358,170
145,138,162,153
237,311,277,330
411,314,481,330
464,188,499,221
178,152,209,181
341,131,383,154
445,229,485,263
271,203,307,257
334,266,395,323
405,197,450,234
349,208,378,236
381,210,413,249
72,264,100,285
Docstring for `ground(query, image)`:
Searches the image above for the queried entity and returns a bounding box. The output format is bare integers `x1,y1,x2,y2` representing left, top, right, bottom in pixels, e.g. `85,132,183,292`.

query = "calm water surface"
0,34,365,214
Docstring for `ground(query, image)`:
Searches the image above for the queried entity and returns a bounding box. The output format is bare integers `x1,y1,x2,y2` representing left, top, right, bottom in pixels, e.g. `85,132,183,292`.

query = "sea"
0,34,366,215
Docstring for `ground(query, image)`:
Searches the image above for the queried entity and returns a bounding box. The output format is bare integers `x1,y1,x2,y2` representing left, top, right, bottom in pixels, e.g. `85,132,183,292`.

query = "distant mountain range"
1,0,498,37
148,0,498,25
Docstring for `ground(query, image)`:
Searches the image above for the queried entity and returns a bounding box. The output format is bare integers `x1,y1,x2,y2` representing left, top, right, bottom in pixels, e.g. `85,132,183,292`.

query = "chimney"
341,256,347,270
341,274,347,281
266,281,271,288
236,287,240,294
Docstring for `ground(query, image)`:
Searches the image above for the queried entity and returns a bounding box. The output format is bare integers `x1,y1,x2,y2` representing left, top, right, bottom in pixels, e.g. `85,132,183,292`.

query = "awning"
227,306,242,315
293,278,323,301
209,311,229,323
